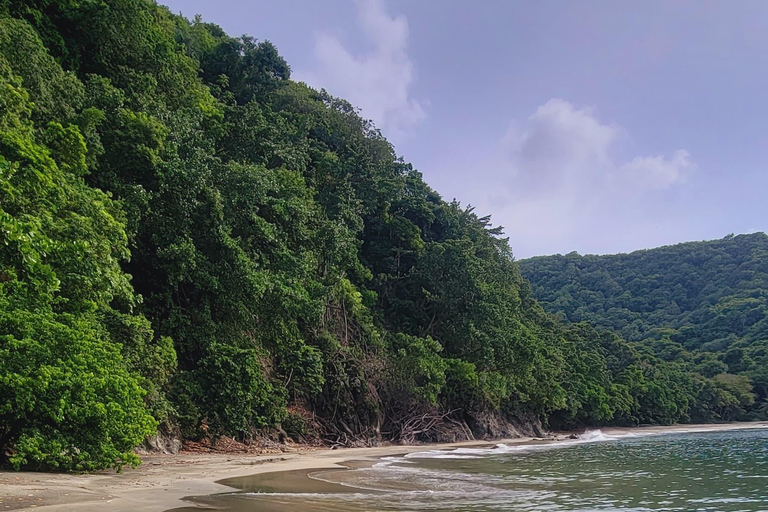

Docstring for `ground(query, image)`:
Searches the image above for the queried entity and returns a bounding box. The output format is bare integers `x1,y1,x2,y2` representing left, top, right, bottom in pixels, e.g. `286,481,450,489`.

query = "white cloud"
620,150,692,189
473,99,694,257
507,99,616,169
297,0,425,139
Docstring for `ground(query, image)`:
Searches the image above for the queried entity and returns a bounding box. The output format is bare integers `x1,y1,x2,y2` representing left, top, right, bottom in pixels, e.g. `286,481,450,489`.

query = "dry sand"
1,421,766,512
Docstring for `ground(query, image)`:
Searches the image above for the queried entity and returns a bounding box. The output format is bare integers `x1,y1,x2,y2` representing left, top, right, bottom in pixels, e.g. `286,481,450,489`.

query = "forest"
521,233,768,427
0,0,764,471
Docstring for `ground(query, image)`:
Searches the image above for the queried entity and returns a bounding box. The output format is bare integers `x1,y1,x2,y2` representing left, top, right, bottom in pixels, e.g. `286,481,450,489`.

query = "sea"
171,427,768,512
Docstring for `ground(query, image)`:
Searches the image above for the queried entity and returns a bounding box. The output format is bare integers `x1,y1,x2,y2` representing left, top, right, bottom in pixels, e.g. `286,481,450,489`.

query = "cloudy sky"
163,0,768,258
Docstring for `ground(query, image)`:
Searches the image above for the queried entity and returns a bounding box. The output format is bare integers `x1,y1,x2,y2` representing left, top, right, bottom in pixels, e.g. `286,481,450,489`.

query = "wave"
376,426,768,466
392,429,639,462
214,429,768,511
579,428,639,442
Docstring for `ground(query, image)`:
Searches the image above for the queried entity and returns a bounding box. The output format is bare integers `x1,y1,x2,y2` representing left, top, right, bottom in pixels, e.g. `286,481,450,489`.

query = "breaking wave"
385,429,637,463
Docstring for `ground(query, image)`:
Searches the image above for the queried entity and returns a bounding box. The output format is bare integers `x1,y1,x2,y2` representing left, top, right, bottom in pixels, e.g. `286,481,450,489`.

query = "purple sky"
162,0,768,258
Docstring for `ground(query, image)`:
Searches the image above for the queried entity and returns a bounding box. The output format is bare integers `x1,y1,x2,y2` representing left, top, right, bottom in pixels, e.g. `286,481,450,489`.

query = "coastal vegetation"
0,0,764,471
521,233,768,425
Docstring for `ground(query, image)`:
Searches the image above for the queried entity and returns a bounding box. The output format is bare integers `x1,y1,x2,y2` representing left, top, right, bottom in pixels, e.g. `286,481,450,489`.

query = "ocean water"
173,428,768,512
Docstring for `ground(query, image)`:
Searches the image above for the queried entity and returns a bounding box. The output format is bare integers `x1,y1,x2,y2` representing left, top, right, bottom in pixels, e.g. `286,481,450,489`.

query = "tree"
0,59,156,469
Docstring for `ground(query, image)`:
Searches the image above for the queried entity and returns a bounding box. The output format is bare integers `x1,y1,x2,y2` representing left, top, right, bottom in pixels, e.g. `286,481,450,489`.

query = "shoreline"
1,421,766,511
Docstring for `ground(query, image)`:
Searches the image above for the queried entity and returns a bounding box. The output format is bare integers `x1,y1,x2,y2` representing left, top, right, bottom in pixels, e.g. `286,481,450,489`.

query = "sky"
162,0,768,258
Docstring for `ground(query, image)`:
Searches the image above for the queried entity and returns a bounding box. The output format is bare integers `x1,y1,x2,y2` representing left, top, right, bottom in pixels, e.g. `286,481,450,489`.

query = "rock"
137,431,182,454
467,412,545,440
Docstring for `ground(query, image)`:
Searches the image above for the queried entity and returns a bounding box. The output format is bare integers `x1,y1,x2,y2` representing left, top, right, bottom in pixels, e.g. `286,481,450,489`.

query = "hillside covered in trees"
1,0,763,471
521,233,768,427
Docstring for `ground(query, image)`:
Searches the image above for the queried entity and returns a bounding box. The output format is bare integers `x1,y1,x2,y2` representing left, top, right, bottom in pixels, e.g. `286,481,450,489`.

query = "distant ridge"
520,232,768,412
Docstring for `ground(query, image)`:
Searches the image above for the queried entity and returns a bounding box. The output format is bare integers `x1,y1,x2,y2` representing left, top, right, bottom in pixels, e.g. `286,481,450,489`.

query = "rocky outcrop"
468,412,545,440
136,429,182,455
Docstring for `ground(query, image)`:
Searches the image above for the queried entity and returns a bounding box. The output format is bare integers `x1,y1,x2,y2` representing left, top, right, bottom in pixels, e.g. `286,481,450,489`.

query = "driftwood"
313,406,475,447
314,414,380,447
380,401,475,445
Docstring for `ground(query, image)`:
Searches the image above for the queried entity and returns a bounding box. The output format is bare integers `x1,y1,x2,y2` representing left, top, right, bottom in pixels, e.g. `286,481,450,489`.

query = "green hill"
1,0,763,471
520,233,768,421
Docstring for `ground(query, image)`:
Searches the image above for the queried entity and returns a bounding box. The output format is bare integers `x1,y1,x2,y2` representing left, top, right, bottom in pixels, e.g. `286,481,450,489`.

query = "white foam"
578,429,629,442
401,429,640,461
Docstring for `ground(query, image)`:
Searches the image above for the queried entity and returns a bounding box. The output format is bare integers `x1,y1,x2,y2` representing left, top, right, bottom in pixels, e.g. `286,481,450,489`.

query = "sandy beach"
1,421,766,512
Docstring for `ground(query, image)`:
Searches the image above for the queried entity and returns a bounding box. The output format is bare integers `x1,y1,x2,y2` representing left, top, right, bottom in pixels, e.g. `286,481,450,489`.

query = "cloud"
620,150,692,190
506,99,616,169
297,0,425,139
475,99,694,257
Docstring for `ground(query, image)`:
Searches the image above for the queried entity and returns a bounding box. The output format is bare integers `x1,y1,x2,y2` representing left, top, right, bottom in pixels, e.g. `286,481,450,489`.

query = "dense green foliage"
0,29,158,470
521,233,768,422
1,0,762,470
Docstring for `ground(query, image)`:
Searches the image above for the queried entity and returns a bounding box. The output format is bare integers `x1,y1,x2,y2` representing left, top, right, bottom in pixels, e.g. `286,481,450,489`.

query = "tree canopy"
521,233,768,423
1,0,763,470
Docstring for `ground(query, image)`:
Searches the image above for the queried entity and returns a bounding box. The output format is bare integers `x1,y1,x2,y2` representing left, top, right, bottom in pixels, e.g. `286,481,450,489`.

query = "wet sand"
166,465,386,512
1,422,765,512
0,440,505,511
